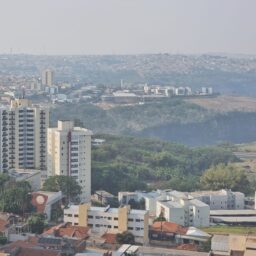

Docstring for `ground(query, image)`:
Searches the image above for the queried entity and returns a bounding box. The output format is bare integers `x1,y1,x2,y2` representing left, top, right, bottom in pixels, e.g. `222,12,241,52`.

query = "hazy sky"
0,0,255,55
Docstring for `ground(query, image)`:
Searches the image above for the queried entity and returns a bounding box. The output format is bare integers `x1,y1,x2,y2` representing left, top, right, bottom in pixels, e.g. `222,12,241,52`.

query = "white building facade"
47,120,92,202
189,189,245,210
64,204,149,244
0,99,49,172
119,190,210,227
42,69,54,86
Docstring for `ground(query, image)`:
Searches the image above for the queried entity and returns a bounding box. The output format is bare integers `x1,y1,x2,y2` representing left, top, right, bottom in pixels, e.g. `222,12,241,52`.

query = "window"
68,214,72,217
114,217,118,221
88,215,93,219
128,227,133,230
114,226,118,229
128,218,133,222
74,214,78,217
108,225,111,228
135,219,140,222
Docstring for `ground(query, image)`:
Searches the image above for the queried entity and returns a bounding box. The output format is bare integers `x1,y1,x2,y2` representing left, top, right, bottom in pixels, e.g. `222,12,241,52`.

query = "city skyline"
0,0,256,55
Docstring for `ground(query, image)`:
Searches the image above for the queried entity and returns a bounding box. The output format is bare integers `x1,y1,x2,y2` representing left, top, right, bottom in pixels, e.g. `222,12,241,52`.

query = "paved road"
138,246,209,256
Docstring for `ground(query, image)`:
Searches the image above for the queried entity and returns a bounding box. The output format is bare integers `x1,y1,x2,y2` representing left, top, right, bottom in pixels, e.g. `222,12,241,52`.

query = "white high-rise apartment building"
0,99,49,172
47,120,92,202
42,69,54,86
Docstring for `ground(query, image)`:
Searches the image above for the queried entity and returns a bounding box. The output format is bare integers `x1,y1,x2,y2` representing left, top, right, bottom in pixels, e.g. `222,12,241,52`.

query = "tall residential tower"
47,120,92,202
42,69,54,86
0,99,49,172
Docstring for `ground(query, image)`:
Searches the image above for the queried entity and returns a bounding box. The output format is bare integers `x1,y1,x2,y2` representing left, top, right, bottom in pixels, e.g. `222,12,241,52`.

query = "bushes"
92,135,237,194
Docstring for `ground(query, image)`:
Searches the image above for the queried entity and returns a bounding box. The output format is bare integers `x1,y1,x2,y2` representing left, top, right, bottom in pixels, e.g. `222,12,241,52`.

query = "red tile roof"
0,219,8,233
15,247,60,256
0,239,61,256
151,221,188,235
44,223,89,240
102,233,117,244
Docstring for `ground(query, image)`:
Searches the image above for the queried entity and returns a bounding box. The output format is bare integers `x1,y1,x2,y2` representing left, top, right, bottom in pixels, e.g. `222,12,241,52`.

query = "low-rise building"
189,189,245,210
211,234,256,256
118,192,140,205
92,139,106,147
120,189,245,227
31,191,63,220
210,209,256,225
149,221,211,247
92,190,115,205
64,204,149,244
119,190,210,227
8,168,41,191
156,198,210,227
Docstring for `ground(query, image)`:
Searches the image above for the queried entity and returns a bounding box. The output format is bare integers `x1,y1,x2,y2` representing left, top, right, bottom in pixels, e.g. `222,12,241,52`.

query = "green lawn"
202,226,256,235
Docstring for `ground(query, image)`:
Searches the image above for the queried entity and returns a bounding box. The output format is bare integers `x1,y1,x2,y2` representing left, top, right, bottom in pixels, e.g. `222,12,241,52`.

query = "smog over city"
0,1,256,255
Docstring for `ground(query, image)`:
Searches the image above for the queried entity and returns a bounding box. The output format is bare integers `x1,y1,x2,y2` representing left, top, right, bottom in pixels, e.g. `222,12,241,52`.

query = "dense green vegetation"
28,213,46,234
42,176,82,202
116,231,135,245
200,164,251,194
0,178,32,215
0,235,7,245
92,135,238,195
51,99,211,134
51,100,256,146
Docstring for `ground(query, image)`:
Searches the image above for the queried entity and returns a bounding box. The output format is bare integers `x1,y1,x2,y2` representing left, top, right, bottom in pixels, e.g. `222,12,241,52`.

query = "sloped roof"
151,221,187,235
14,247,60,256
186,227,211,238
44,223,89,240
101,233,117,244
0,219,8,233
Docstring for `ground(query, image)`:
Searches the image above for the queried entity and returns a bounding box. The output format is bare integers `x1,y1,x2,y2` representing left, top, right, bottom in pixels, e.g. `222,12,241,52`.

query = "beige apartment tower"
42,69,54,86
47,120,92,202
0,99,49,172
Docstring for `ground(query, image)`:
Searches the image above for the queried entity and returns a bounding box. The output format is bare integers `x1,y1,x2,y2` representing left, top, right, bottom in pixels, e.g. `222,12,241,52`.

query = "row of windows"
65,214,79,217
128,218,144,222
128,227,144,231
72,223,120,229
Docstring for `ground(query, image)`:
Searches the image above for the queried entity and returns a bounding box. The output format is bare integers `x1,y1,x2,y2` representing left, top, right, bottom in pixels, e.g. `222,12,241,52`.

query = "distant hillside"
51,99,256,146
2,54,256,95
187,96,256,112
140,112,256,146
51,99,213,132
